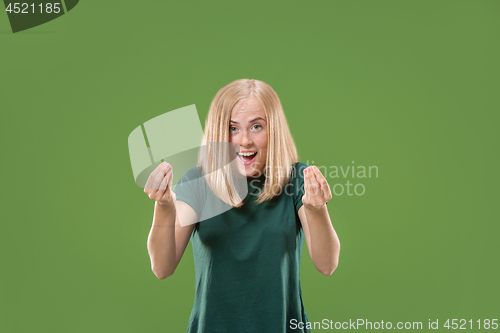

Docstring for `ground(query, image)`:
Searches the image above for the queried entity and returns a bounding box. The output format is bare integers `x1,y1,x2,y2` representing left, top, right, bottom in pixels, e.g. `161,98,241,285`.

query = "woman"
145,79,340,333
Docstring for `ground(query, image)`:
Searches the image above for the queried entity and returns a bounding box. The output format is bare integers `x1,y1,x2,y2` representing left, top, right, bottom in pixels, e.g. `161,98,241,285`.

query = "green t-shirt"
174,162,311,333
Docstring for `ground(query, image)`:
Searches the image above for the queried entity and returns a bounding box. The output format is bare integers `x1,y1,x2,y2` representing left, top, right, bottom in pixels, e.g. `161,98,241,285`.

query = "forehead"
231,97,266,121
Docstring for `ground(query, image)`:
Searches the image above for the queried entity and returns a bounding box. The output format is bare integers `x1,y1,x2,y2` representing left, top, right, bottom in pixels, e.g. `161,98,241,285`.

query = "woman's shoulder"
290,161,310,182
174,166,206,195
293,161,309,172
178,165,203,182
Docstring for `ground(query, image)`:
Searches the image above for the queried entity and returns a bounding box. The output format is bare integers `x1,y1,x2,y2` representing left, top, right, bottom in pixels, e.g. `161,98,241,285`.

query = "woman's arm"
298,166,340,276
147,200,197,279
144,162,198,280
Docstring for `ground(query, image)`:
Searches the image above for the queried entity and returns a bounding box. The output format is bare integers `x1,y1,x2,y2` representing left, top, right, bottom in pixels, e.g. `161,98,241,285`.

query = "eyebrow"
230,117,266,124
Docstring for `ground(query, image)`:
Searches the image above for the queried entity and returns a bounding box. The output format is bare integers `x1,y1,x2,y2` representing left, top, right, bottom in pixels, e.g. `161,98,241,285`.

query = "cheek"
228,132,235,143
255,132,268,150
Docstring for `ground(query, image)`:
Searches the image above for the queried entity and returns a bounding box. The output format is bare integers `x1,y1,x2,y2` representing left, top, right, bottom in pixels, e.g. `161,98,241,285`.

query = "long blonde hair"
198,79,298,207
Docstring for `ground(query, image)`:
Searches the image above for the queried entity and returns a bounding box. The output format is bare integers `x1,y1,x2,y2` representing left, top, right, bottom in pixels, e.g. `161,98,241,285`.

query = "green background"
1,1,499,332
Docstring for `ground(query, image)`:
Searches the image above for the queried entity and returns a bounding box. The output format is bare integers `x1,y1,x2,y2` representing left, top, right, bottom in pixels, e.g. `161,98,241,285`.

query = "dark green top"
174,162,311,333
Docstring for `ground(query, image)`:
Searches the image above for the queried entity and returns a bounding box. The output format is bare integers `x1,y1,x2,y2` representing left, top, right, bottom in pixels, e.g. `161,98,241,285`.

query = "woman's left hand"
302,165,332,210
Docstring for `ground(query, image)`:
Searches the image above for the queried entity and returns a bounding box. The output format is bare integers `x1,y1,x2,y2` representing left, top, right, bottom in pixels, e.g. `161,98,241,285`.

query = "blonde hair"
197,79,298,207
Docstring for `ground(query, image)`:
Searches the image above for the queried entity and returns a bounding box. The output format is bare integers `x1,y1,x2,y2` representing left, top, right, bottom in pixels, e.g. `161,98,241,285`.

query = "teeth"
238,152,256,156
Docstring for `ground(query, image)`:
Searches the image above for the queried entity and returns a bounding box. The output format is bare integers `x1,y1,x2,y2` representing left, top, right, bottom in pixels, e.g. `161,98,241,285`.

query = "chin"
245,169,259,177
246,163,265,177
234,165,260,178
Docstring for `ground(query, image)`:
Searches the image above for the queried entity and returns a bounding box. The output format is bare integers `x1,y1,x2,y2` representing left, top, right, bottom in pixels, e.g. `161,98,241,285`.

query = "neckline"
246,173,266,183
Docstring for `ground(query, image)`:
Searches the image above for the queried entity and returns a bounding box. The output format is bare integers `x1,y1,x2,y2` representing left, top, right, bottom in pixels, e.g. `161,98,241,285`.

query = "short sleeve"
292,162,309,213
173,166,206,217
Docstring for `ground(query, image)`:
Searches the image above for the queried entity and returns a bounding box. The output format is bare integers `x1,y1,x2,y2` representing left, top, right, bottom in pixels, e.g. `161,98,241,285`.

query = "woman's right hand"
144,162,176,209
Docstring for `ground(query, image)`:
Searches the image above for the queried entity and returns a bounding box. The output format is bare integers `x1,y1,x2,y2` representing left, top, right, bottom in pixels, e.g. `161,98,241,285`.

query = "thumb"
167,167,174,189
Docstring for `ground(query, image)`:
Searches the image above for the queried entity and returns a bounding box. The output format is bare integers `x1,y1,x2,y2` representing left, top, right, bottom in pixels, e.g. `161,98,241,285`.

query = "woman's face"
229,97,268,177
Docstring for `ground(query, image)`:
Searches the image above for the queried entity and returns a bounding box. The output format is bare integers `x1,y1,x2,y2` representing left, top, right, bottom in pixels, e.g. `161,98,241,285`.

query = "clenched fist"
144,162,176,209
302,165,332,210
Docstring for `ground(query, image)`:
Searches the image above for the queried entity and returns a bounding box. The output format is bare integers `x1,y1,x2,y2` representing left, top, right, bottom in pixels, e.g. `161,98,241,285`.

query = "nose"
240,130,252,147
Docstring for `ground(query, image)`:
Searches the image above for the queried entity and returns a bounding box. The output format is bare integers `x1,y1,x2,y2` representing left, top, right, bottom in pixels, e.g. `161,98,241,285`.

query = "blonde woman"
145,79,340,333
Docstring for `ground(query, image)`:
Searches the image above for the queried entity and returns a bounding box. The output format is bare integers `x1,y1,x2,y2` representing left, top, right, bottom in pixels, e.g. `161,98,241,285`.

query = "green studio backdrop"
1,1,499,332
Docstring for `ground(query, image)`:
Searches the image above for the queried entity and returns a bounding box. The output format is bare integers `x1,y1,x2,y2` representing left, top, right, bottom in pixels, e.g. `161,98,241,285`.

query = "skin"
298,166,340,275
145,100,340,278
229,97,268,177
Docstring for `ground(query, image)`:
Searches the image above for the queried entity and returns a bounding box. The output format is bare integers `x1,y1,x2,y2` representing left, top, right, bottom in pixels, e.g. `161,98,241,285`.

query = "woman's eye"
252,125,262,130
230,126,237,132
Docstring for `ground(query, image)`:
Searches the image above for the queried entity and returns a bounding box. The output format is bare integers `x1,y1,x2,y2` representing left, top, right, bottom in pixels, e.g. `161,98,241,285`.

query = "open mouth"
237,151,257,166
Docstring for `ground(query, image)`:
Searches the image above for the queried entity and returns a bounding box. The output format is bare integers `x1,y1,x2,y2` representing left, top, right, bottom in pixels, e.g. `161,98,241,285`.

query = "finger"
160,185,172,202
163,162,172,173
149,165,166,192
145,162,165,190
309,167,319,183
158,174,167,191
308,167,322,196
319,177,331,200
307,167,320,197
159,169,175,202
167,166,174,189
159,168,172,191
310,166,326,195
311,166,321,181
